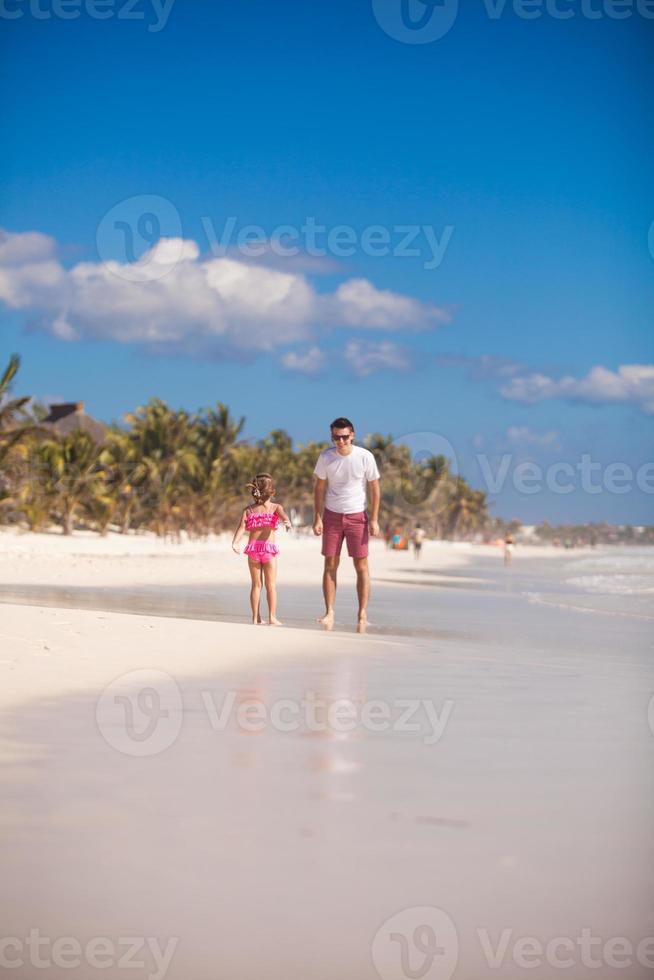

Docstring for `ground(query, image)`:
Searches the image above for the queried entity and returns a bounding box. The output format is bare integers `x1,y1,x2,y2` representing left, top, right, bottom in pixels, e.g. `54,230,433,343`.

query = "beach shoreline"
1,529,653,979
0,527,608,711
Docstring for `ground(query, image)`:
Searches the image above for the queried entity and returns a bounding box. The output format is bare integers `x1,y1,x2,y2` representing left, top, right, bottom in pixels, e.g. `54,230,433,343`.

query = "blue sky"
1,0,653,523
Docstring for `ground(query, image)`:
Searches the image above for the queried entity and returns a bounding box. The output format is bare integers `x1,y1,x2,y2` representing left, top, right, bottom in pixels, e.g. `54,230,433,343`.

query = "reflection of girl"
232,473,291,625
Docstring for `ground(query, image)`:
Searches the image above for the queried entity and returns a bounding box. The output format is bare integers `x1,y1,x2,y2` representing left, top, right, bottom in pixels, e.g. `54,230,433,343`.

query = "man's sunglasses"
332,434,352,442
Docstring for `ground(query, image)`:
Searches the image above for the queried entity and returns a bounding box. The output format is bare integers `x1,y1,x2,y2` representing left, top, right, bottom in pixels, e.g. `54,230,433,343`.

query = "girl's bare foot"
269,616,283,626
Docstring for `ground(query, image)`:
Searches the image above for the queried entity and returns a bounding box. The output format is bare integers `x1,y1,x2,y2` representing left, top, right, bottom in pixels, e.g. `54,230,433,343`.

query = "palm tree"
35,430,105,534
191,403,246,534
0,354,34,464
445,478,488,539
123,399,204,538
97,430,141,534
0,355,49,524
290,439,329,520
400,452,449,512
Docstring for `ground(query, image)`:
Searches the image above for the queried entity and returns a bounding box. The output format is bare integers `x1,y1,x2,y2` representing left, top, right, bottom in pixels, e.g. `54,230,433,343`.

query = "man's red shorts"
322,508,369,559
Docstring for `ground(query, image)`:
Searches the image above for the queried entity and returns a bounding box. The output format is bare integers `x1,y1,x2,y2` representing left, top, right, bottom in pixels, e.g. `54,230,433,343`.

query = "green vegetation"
0,354,488,537
2,355,651,543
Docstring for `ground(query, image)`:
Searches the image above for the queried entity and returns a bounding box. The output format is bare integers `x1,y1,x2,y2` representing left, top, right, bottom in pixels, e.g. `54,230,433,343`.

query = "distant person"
411,523,426,559
232,473,291,625
289,506,302,537
313,417,381,631
503,532,515,566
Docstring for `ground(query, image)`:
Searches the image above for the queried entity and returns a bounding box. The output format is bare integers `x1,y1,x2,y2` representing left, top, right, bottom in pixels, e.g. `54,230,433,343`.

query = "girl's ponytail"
246,473,275,505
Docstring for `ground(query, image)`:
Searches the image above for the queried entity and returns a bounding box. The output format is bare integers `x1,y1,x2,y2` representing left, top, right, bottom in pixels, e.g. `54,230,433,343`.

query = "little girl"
232,473,291,626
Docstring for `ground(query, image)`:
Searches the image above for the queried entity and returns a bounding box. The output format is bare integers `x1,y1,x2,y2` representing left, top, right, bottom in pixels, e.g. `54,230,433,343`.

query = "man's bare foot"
356,612,368,634
269,617,283,626
317,612,334,630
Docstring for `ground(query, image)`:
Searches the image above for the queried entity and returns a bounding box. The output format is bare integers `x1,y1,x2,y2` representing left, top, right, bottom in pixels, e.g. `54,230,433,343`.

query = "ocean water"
520,546,654,621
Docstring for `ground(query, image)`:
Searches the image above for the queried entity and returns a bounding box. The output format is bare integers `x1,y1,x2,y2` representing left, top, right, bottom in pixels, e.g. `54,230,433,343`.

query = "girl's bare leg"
263,558,281,625
248,559,263,623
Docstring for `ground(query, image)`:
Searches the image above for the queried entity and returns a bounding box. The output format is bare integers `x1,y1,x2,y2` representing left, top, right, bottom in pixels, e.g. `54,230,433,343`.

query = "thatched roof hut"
42,402,107,443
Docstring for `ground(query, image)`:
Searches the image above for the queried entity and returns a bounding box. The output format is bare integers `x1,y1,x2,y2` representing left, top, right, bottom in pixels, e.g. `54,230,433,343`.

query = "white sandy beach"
1,529,653,979
0,529,485,709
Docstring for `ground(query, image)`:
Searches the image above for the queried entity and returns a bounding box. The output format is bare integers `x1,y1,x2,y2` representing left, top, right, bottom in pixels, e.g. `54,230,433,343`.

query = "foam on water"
566,552,654,575
566,574,654,595
522,590,654,621
520,546,654,620
566,548,654,597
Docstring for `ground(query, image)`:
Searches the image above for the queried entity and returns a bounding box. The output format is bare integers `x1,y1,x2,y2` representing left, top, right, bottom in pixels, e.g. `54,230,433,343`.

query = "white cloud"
282,340,412,378
436,353,524,379
500,364,654,415
280,346,326,375
344,340,411,378
0,229,56,266
334,278,449,331
439,352,654,417
506,426,561,449
0,229,448,358
0,231,67,323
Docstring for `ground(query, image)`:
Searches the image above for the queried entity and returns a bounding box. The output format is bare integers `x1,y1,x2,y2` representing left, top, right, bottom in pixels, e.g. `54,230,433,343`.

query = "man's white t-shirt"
314,445,380,514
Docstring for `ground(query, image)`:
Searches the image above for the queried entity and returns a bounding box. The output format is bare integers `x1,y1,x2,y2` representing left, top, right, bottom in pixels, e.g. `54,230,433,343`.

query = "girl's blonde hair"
246,473,275,505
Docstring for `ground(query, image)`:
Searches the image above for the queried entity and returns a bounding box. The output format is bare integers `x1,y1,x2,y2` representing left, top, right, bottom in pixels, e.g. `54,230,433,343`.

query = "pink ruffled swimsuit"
244,509,280,564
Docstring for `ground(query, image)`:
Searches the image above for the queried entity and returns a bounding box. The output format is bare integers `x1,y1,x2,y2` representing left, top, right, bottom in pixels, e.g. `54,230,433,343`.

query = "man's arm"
313,477,326,536
368,479,380,536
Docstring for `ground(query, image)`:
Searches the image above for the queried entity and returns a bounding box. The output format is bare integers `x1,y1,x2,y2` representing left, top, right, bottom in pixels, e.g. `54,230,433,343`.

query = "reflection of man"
313,417,381,631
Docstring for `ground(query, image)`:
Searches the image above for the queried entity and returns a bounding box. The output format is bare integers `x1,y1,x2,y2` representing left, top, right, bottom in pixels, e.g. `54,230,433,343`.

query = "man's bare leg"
353,556,370,627
318,555,339,627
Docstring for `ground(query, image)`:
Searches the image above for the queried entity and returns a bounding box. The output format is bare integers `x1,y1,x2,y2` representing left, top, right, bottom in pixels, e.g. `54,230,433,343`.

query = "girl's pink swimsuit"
244,510,280,563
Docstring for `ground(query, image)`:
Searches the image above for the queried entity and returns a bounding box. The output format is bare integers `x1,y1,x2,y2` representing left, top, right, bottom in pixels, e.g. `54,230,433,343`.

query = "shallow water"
518,546,654,621
2,546,653,635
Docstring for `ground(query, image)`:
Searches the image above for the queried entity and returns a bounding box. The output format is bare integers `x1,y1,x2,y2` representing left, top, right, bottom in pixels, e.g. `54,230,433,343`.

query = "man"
313,417,381,630
411,522,426,560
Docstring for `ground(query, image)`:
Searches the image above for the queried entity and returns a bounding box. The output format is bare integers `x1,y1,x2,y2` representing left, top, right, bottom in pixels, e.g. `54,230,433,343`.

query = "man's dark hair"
330,417,354,432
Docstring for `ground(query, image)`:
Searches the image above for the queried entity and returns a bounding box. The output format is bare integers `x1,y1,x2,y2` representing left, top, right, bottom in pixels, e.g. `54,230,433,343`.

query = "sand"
1,529,652,980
